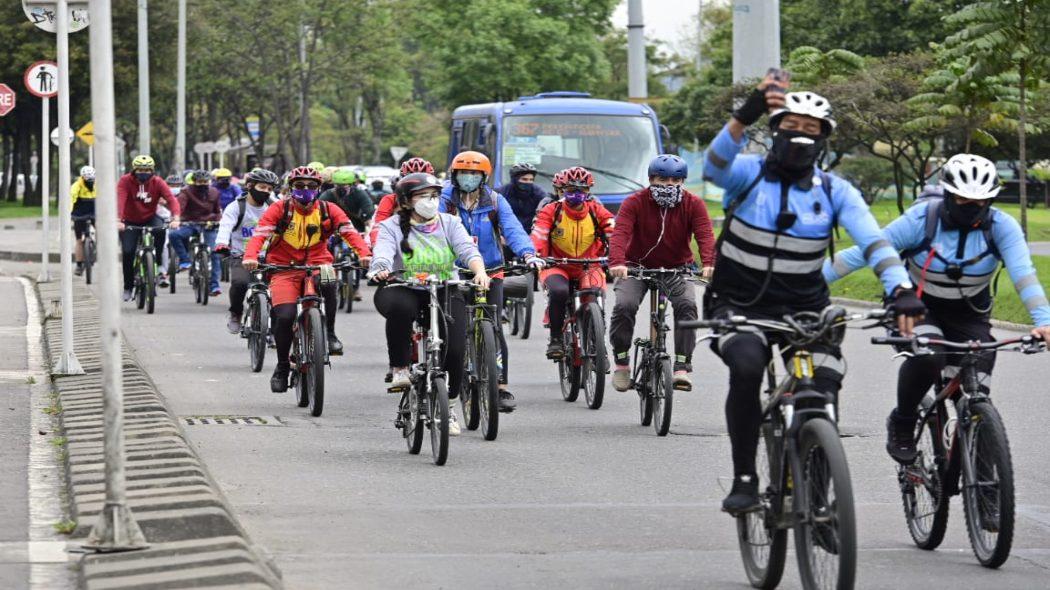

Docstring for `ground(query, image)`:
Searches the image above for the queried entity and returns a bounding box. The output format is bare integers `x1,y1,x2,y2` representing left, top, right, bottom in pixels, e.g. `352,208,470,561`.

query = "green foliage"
836,156,896,203
784,46,865,85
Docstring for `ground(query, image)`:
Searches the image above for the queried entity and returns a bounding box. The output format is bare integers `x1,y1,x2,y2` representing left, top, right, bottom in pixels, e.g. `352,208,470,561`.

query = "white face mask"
413,196,440,220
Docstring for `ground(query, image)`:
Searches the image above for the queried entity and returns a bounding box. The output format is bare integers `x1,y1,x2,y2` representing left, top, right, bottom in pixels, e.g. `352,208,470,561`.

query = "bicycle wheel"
167,245,178,294
338,269,349,310
794,418,857,590
652,357,674,436
558,322,581,402
345,270,355,314
737,419,788,589
144,251,156,314
476,320,500,441
83,238,94,285
221,256,230,282
134,256,146,310
248,295,266,373
638,361,653,426
293,324,309,408
430,376,450,466
580,302,607,410
199,254,211,306
520,285,533,340
192,258,202,304
901,398,949,550
304,308,326,417
403,386,424,454
961,402,1014,568
460,333,480,431
509,301,520,336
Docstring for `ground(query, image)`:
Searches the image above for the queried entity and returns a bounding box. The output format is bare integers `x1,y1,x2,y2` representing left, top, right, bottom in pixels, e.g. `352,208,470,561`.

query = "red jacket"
608,188,716,268
117,173,178,224
244,199,370,264
176,186,222,222
531,199,615,259
369,192,397,245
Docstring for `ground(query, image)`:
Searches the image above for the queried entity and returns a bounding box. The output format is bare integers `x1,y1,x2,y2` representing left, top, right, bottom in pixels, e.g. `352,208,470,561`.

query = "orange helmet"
449,151,492,176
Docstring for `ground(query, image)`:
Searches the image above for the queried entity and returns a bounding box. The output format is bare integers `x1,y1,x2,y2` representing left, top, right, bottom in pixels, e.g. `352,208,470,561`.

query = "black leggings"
374,286,467,398
545,274,571,337
120,216,166,290
271,282,338,366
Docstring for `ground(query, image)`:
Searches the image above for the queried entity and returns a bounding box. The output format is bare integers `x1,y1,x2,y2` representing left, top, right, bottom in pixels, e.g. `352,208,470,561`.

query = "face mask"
769,129,825,177
291,188,319,206
84,180,95,189
413,196,440,220
249,187,270,203
216,179,230,188
650,184,683,208
564,191,588,207
944,197,988,229
193,184,209,193
456,172,483,193
336,186,349,197
515,177,534,186
135,172,153,184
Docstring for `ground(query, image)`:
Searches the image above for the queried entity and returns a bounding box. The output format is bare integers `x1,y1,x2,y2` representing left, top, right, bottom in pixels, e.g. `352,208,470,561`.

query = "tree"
943,0,1050,233
783,46,865,86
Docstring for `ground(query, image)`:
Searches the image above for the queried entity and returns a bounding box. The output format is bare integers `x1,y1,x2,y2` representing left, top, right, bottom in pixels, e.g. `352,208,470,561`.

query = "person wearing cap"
212,167,242,209
703,71,925,514
71,166,97,276
171,169,224,295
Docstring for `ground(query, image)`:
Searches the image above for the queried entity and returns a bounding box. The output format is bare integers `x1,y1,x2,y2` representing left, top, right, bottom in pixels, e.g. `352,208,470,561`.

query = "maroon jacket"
609,188,716,268
117,173,178,224
176,186,222,222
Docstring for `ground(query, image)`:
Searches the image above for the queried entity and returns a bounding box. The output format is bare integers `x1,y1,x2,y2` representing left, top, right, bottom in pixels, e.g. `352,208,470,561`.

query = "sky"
611,0,711,58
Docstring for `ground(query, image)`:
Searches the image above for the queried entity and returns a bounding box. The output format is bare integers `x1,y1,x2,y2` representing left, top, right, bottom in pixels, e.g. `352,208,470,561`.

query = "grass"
0,199,54,219
52,519,77,535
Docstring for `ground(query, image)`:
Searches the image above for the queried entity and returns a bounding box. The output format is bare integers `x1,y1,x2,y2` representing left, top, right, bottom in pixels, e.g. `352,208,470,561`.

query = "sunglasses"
291,181,319,190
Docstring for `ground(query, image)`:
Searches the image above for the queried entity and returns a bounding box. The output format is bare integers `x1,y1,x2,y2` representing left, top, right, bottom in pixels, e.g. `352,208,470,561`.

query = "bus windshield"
500,114,658,194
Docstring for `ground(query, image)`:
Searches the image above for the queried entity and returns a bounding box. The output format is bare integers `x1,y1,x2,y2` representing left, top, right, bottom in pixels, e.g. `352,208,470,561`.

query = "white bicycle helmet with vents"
79,166,95,180
940,154,1001,200
769,91,837,134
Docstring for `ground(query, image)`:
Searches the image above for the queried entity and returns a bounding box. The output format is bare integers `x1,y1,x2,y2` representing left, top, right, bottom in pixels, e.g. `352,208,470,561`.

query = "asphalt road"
113,276,1050,590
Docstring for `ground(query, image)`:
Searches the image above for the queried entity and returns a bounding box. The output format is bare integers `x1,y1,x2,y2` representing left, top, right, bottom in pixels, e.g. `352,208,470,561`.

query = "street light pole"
626,0,648,100
137,0,150,155
39,96,50,283
174,0,186,174
84,0,148,552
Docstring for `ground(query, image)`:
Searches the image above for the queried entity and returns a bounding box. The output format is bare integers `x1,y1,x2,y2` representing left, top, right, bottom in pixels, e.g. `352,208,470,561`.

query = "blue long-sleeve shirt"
824,201,1050,326
440,185,535,269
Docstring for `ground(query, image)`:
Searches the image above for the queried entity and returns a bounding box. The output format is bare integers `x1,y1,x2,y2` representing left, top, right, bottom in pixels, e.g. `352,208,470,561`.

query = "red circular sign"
0,84,16,117
24,60,59,99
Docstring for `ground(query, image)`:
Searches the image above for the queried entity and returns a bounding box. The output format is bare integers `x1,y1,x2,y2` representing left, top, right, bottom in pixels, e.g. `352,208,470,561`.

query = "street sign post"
193,141,215,169
27,61,59,283
50,126,75,146
214,138,230,168
245,116,260,142
390,146,408,164
0,84,16,117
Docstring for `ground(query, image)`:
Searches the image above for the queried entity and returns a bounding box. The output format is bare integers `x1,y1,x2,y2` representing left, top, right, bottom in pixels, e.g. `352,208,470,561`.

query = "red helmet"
563,166,594,189
552,170,568,189
287,166,322,184
400,157,434,176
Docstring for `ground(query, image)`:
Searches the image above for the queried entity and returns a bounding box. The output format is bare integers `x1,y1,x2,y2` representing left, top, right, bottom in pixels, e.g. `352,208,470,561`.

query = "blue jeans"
170,225,221,291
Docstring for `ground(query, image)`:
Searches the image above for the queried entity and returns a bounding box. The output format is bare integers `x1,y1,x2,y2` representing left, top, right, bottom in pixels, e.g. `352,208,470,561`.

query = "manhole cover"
179,415,283,426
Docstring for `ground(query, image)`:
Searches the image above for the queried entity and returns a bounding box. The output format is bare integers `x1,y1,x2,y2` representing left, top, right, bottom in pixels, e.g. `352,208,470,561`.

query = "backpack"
232,194,278,233
547,200,609,254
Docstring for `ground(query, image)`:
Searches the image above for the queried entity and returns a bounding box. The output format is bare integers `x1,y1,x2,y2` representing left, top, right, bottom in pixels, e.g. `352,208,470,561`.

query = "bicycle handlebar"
257,260,356,272
871,334,1045,354
540,256,608,266
123,224,170,231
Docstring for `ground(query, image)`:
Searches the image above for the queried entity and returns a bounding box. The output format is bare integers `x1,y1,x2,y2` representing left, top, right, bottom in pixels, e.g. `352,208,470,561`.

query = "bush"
835,156,896,203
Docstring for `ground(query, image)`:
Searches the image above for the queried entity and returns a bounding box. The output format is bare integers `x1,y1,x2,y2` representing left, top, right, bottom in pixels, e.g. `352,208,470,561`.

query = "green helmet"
356,170,369,183
332,168,357,185
307,161,325,172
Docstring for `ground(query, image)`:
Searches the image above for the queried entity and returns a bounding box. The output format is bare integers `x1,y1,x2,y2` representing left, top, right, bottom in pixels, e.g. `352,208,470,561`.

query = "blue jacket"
215,182,243,210
440,185,535,269
825,200,1050,326
496,181,548,234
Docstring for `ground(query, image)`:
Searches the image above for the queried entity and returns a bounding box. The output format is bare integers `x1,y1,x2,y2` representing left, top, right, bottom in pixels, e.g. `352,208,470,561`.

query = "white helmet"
80,166,96,180
769,91,836,133
940,154,1001,200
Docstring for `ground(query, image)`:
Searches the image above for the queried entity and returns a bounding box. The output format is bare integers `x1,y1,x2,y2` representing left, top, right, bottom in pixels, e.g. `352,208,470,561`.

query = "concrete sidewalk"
0,217,61,263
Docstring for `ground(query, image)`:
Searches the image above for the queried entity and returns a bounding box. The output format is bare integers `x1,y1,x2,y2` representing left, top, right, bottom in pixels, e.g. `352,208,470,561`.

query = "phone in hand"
766,67,790,94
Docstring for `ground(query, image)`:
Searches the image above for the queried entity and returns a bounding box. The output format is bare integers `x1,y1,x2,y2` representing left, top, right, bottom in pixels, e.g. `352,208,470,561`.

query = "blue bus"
447,91,666,209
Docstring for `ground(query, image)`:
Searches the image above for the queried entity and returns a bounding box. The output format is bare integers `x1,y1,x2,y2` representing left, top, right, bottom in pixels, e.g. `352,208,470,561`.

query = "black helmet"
193,169,212,183
510,162,537,179
395,173,443,207
245,167,280,187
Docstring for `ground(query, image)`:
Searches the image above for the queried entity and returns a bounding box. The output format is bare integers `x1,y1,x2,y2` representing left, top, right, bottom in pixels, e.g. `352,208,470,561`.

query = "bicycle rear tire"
430,376,450,466
795,418,857,590
248,295,266,373
293,323,309,408
167,245,178,294
338,269,349,310
652,357,673,436
305,308,326,417
520,286,533,340
901,397,949,550
558,352,581,403
404,386,424,455
199,254,211,306
961,402,1014,568
144,251,156,314
83,239,94,285
476,320,500,441
580,302,607,410
737,420,788,589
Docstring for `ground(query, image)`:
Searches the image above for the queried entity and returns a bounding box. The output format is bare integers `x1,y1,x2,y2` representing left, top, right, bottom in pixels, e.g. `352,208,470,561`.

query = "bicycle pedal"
387,385,409,394
673,383,692,392
329,349,344,356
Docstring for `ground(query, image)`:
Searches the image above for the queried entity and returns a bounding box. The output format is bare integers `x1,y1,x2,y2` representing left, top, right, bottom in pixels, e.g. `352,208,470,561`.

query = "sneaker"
270,363,290,393
546,337,564,359
210,288,222,296
722,473,761,514
388,368,410,391
266,333,276,349
226,313,241,334
384,371,393,383
499,390,517,412
612,366,631,392
448,407,461,436
74,263,84,277
158,274,170,288
327,333,343,356
673,370,692,391
178,262,192,272
353,292,363,302
885,409,918,465
123,288,134,302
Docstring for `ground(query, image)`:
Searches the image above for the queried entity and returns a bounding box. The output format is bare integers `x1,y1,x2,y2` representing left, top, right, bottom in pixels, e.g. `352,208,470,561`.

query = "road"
114,277,1050,590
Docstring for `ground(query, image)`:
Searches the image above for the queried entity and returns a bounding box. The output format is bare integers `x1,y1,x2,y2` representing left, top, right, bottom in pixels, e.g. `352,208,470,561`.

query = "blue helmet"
647,154,687,179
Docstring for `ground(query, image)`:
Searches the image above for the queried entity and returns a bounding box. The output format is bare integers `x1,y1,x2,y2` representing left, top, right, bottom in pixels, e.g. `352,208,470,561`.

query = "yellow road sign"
76,121,94,146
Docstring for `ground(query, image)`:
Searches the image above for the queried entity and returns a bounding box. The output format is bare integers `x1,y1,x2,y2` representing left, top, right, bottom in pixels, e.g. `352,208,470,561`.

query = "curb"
36,281,283,589
830,296,1034,333
0,249,61,263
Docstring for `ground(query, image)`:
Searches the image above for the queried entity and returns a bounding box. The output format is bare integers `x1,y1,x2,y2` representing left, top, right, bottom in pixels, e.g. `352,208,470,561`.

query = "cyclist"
823,153,1050,464
534,169,567,216
322,169,375,234
242,166,372,393
117,155,181,301
370,158,436,245
531,167,614,358
369,179,387,203
170,169,223,296
216,168,280,333
608,155,716,393
71,166,97,276
320,166,338,193
369,172,489,436
441,150,545,411
164,173,184,192
212,167,241,209
703,73,925,513
497,162,548,235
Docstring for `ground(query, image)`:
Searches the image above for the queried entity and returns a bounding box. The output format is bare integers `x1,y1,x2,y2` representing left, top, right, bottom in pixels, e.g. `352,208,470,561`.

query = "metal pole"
84,0,148,552
39,97,51,283
54,0,83,376
137,0,150,155
626,0,648,100
174,0,186,174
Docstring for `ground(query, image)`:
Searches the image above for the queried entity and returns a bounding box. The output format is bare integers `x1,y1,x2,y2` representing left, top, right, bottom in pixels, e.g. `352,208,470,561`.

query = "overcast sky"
611,0,710,57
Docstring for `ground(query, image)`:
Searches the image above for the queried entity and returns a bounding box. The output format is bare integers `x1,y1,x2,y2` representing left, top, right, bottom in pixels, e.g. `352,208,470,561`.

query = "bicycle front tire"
144,251,156,314
248,295,266,373
476,319,500,441
652,357,673,436
83,238,94,285
305,308,326,417
580,302,607,410
430,376,450,466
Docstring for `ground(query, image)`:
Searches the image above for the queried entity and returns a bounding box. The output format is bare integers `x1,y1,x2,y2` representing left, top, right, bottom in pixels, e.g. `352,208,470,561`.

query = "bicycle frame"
242,268,271,337
630,276,672,389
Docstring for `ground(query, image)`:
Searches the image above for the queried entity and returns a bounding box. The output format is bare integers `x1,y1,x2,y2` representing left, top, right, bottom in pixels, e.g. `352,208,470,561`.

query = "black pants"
374,285,467,398
896,309,994,417
120,216,166,290
545,274,572,337
228,257,251,317
610,276,698,371
271,281,338,367
712,304,845,477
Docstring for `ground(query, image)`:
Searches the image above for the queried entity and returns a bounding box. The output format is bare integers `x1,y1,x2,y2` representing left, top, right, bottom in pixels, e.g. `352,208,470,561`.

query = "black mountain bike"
871,332,1044,568
74,215,97,284
336,246,362,314
185,222,218,306
167,242,179,294
240,263,272,373
545,257,609,409
627,267,704,436
126,224,166,314
686,307,880,590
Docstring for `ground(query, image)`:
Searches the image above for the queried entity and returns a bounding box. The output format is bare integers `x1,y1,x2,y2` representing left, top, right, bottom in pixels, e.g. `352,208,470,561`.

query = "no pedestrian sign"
0,84,15,117
24,61,59,98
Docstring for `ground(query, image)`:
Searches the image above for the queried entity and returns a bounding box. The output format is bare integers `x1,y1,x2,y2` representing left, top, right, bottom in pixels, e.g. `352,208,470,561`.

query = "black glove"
732,87,770,126
889,288,926,318
215,245,231,258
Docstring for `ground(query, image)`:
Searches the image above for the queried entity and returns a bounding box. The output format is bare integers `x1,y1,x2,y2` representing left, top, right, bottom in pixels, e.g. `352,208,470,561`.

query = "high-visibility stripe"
727,220,829,254
721,242,825,274
864,239,892,259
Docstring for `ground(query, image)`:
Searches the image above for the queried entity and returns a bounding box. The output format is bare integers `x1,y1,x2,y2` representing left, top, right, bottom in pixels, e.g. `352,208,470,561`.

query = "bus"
447,91,666,210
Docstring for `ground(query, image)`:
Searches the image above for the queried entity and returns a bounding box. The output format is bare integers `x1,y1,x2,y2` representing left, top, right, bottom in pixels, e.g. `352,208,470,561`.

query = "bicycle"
184,221,219,306
505,270,535,340
544,257,609,409
871,332,1044,568
625,267,705,436
73,215,96,285
685,307,878,590
383,273,461,465
335,245,362,314
166,242,179,294
240,262,272,373
125,224,167,315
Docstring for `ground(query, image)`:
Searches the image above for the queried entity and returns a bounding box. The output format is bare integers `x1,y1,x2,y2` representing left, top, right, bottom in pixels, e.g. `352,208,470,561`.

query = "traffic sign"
193,141,215,155
245,117,260,141
22,1,90,34
76,121,94,146
214,139,231,153
24,61,59,98
0,84,15,117
51,126,74,146
390,146,408,163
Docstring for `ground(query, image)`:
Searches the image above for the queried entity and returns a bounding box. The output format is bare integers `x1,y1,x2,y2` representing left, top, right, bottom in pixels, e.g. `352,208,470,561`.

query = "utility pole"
626,0,648,100
137,0,150,154
298,22,311,162
697,1,704,70
732,0,781,83
174,0,186,173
